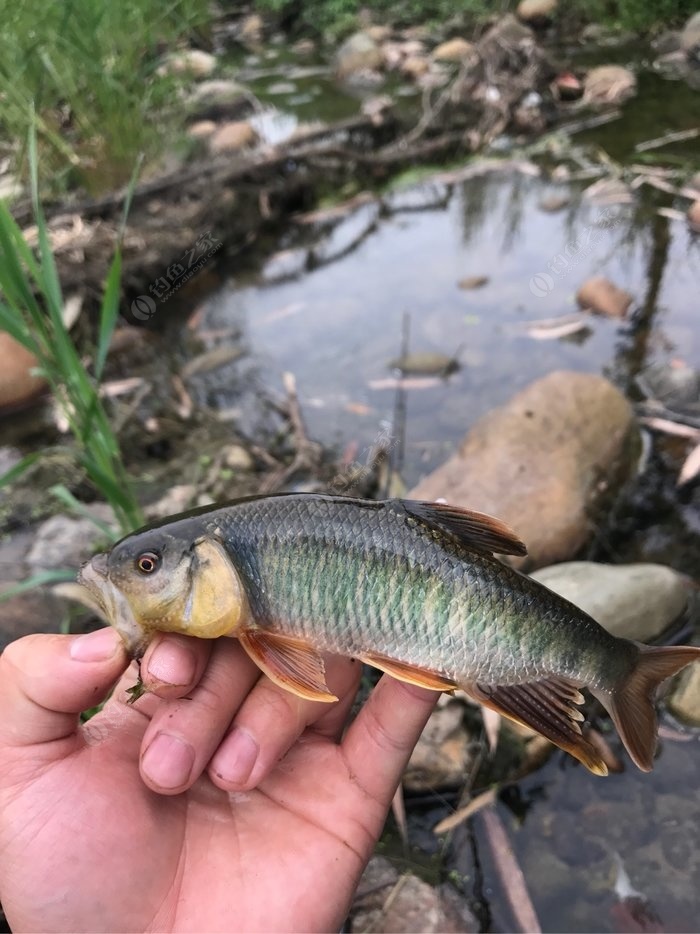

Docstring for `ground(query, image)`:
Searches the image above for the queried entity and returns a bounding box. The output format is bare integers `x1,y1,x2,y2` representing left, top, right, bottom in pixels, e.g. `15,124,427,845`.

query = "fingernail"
70,627,121,662
212,727,259,787
142,732,195,790
147,639,197,687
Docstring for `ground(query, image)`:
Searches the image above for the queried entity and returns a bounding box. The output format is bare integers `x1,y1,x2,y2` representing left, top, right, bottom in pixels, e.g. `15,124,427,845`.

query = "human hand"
0,629,438,933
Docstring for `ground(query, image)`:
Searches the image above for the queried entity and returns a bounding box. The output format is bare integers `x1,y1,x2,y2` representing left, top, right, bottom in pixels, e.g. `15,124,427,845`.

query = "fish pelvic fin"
464,677,609,777
359,652,458,691
592,643,700,772
238,629,338,703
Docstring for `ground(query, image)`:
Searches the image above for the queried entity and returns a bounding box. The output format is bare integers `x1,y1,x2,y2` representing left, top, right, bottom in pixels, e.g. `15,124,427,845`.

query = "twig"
259,372,322,493
635,127,700,153
480,806,542,933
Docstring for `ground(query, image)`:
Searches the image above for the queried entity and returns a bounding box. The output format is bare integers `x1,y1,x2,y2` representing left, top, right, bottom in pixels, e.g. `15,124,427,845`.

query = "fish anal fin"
360,652,458,692
401,500,527,557
238,629,338,703
463,677,608,777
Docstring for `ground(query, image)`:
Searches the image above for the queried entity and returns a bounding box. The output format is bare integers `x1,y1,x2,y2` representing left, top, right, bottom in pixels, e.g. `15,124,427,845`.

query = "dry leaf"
586,727,624,773
639,416,700,440
433,787,498,834
345,401,372,416
481,705,501,752
100,377,145,398
368,377,442,390
62,294,83,330
526,318,589,340
677,442,700,486
391,784,408,846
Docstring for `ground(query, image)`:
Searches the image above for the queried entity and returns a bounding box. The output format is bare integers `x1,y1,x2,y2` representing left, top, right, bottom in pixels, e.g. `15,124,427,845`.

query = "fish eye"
136,551,161,574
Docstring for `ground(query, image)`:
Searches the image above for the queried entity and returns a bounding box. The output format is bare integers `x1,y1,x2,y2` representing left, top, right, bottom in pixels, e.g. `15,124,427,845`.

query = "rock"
161,49,216,78
404,701,472,790
209,121,258,154
517,0,557,23
0,589,66,651
669,663,700,725
335,32,384,79
145,484,196,519
576,276,633,318
222,444,254,471
688,200,700,234
351,859,478,933
240,13,264,45
292,38,315,56
26,510,116,571
680,11,700,61
410,371,637,571
478,14,535,54
188,80,248,120
652,30,682,56
0,332,46,411
530,562,689,642
187,119,217,139
538,193,571,212
401,55,430,78
553,71,583,101
432,37,476,62
366,24,392,43
584,65,636,104
687,171,700,195
458,275,489,289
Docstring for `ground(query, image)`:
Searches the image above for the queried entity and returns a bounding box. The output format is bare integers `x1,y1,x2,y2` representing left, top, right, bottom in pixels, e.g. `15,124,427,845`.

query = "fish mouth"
78,554,145,657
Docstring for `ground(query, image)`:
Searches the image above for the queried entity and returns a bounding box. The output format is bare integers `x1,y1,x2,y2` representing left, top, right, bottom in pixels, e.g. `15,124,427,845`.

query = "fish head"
78,528,249,657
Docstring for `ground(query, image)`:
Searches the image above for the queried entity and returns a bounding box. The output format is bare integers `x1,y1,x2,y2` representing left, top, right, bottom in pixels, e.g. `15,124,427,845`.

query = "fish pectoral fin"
359,652,458,691
400,500,527,557
238,629,338,703
463,677,609,777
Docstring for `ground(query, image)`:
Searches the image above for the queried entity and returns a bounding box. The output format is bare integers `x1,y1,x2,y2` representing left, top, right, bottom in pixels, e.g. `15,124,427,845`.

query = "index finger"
340,675,439,807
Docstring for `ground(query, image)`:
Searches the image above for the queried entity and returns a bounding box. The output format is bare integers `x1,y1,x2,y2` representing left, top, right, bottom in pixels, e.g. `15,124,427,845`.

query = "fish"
78,493,700,776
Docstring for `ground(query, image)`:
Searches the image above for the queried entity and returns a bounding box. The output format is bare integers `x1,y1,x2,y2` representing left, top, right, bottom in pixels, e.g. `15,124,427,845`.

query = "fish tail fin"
593,644,700,772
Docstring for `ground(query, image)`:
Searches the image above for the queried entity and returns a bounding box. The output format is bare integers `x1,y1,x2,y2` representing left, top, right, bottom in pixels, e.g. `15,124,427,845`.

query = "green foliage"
0,0,211,194
0,127,144,536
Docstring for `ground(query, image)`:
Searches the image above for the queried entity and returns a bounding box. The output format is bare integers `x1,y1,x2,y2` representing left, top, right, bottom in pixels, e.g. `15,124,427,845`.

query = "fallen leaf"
525,318,589,340
458,275,489,290
182,344,244,378
368,377,442,390
586,727,624,773
658,723,694,742
100,377,145,398
433,787,498,834
639,417,700,441
263,301,306,324
481,705,501,753
391,784,408,846
62,294,83,330
677,442,700,486
656,207,686,221
345,401,372,416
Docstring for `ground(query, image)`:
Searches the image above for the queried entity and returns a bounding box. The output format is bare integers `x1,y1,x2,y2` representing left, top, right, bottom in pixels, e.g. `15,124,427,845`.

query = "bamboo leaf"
0,568,75,602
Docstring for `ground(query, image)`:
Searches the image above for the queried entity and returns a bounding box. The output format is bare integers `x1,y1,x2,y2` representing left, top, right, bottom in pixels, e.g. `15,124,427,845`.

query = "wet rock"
514,91,547,133
292,38,315,56
688,200,700,234
222,444,254,471
160,49,216,78
680,11,700,62
517,0,557,23
0,333,46,411
0,446,21,476
584,65,636,104
209,121,258,154
262,247,308,282
26,510,115,571
388,351,458,376
404,701,472,791
335,32,384,79
366,24,392,43
641,360,700,412
538,193,570,212
410,371,637,571
400,55,430,78
432,37,476,62
652,30,682,56
576,276,633,318
188,79,248,120
145,484,197,519
669,664,700,725
553,71,583,101
351,859,478,933
0,589,66,651
187,119,217,139
530,562,689,642
478,14,535,55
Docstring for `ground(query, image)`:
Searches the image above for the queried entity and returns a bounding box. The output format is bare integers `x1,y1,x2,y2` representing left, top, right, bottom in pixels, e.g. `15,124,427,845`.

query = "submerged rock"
584,65,636,104
530,562,689,642
410,371,637,571
188,80,249,120
209,121,258,154
27,510,115,571
669,664,700,725
680,11,700,62
0,332,46,411
335,32,384,79
404,701,473,791
576,276,633,318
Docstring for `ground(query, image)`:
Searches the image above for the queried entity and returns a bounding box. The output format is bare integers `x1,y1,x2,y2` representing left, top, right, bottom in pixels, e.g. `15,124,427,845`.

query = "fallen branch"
635,127,700,153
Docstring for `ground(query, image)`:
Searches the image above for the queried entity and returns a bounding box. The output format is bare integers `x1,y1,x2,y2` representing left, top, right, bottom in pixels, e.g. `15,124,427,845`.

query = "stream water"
168,45,700,931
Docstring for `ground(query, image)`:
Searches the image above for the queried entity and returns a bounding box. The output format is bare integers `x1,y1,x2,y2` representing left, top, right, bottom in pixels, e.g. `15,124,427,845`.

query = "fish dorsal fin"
400,500,527,557
238,629,338,703
463,677,608,776
359,652,458,691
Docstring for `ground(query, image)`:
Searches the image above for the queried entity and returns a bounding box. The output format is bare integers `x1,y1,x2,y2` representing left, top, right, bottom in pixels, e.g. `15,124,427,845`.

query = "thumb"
0,629,128,750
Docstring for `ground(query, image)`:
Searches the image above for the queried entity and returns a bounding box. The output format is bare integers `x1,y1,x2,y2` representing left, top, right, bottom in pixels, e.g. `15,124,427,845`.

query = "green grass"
0,126,144,537
0,0,211,195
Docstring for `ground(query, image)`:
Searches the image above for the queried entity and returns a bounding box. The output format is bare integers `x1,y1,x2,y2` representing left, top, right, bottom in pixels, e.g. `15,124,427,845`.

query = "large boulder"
530,562,689,642
410,372,637,571
334,32,384,79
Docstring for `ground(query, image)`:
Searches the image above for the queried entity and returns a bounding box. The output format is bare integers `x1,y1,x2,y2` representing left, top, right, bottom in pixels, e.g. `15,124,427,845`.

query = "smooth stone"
0,332,46,411
335,32,384,79
209,121,258,154
188,80,248,119
404,701,472,791
584,65,636,104
530,562,689,642
26,509,116,571
222,444,254,471
680,11,700,60
669,664,700,725
240,13,264,44
410,371,637,571
576,276,633,318
161,49,216,78
187,119,217,139
432,37,476,62
517,0,557,21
